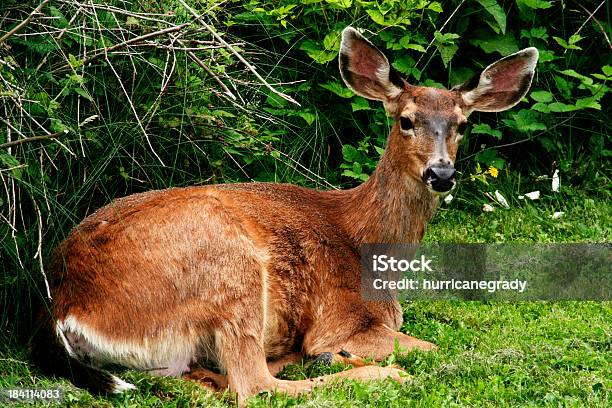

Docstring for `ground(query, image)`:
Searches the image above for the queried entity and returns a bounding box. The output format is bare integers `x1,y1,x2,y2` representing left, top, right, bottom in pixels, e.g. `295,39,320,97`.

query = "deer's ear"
457,48,539,113
339,27,404,103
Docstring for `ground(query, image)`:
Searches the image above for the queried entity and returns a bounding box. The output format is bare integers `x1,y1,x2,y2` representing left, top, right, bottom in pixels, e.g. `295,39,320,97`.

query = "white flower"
552,170,560,192
524,191,540,200
483,204,494,212
551,211,565,219
444,194,454,204
494,190,510,209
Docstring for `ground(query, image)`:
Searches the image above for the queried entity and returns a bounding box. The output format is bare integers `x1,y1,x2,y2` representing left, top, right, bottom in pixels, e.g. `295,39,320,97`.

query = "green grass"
1,197,610,407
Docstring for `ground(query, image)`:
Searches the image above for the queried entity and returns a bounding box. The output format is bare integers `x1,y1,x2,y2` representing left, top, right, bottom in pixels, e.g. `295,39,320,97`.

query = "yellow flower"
487,166,499,178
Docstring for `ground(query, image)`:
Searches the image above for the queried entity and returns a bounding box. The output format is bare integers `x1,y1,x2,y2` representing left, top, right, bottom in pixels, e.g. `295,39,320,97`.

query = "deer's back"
49,183,361,356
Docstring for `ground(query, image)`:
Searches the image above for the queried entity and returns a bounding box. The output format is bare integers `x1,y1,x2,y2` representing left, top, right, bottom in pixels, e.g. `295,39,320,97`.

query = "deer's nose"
423,165,456,192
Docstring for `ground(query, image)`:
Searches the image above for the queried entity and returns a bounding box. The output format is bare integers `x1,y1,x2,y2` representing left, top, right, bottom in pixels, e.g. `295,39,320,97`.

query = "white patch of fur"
376,65,403,99
56,315,201,377
110,375,136,393
55,320,77,358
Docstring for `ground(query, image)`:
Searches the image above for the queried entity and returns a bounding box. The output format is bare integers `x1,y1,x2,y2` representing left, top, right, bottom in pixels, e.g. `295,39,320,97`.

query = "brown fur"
42,27,537,404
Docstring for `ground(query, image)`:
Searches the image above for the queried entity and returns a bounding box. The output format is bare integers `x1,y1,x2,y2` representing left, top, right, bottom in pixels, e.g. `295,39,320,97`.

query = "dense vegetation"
0,0,609,406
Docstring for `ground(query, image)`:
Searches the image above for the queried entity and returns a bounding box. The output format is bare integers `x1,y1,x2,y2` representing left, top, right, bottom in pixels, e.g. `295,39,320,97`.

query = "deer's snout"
422,165,456,193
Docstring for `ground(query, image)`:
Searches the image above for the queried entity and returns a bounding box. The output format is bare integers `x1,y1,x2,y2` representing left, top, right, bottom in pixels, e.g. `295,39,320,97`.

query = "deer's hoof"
311,352,334,365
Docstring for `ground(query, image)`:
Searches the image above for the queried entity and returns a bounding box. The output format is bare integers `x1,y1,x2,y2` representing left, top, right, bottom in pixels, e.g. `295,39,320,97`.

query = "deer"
31,27,538,405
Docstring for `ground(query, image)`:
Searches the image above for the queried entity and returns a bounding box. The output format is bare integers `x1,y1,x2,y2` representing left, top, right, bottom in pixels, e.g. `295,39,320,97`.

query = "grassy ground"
1,195,610,407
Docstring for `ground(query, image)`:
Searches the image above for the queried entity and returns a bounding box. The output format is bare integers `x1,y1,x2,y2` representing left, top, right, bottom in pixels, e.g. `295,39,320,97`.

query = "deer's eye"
400,117,413,131
457,122,468,134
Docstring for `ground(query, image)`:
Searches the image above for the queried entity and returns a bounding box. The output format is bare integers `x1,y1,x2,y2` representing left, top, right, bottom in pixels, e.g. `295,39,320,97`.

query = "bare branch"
0,131,66,150
179,39,237,100
573,1,611,51
33,199,52,301
53,22,190,72
0,0,50,45
177,0,300,106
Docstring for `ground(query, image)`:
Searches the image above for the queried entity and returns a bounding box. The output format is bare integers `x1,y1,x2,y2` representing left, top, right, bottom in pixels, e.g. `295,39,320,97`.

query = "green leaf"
351,97,370,112
366,9,386,25
323,31,340,51
212,110,236,118
554,75,572,98
266,92,288,108
391,55,421,79
602,65,612,77
513,109,546,132
471,123,503,139
325,0,353,9
437,44,458,67
530,90,553,102
342,145,359,162
299,40,337,64
126,16,140,26
297,111,316,125
342,169,369,181
434,31,460,44
470,30,518,55
405,43,426,52
428,2,443,12
537,49,559,63
531,102,550,113
524,26,548,40
548,102,578,112
575,98,601,110
477,0,507,34
475,149,505,169
517,0,553,9
0,153,23,180
398,36,426,52
319,82,354,98
560,69,593,85
569,34,583,45
74,87,93,102
391,55,415,74
68,54,83,69
433,32,459,67
553,36,582,50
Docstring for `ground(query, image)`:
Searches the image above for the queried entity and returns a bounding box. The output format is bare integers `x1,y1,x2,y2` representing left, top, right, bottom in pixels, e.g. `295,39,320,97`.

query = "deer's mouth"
422,165,456,194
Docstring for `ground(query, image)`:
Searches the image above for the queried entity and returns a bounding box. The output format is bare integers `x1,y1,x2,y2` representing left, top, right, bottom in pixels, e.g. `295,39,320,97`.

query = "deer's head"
339,27,538,194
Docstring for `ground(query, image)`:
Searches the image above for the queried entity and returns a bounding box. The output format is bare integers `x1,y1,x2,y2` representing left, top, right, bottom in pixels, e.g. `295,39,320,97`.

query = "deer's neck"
332,146,438,245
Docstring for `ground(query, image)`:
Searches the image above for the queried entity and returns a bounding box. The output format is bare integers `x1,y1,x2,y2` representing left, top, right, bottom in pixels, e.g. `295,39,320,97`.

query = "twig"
415,0,466,70
0,0,50,45
458,115,577,163
35,4,84,71
573,1,611,51
177,0,300,106
179,39,236,100
0,131,66,149
144,36,178,128
69,1,176,25
139,43,243,51
33,200,52,301
89,3,165,166
54,23,190,71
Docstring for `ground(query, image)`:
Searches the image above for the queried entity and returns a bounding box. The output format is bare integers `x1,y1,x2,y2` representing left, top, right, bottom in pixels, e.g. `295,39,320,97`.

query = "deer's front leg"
304,308,436,363
339,325,437,361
